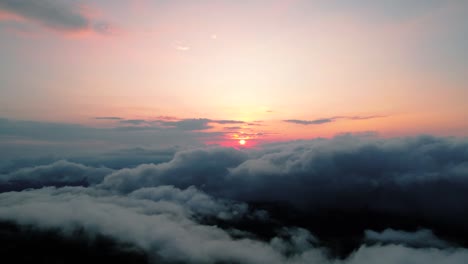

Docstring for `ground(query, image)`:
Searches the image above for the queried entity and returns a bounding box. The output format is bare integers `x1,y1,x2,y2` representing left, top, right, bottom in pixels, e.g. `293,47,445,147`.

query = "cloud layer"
2,186,468,264
1,134,468,263
101,135,468,229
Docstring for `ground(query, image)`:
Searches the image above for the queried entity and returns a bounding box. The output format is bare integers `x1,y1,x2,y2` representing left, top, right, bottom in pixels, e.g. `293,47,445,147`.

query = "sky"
0,0,467,151
1,2,468,263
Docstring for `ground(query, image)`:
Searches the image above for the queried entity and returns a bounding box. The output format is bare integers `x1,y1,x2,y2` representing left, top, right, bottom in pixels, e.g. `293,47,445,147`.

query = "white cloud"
365,229,451,248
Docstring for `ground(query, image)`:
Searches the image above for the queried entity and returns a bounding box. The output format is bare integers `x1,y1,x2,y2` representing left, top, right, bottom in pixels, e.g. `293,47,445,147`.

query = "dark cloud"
0,118,207,157
341,245,468,264
345,115,386,120
0,160,112,191
224,131,267,137
1,186,468,264
22,117,247,135
284,115,385,125
0,147,177,174
159,118,213,130
0,220,150,264
213,120,246,125
284,118,334,125
100,147,248,193
0,118,103,142
224,126,243,130
74,147,177,169
0,0,110,34
157,118,246,131
101,135,468,235
247,122,264,126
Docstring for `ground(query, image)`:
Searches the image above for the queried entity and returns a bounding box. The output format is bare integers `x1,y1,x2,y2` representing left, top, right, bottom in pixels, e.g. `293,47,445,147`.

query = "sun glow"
239,139,246,145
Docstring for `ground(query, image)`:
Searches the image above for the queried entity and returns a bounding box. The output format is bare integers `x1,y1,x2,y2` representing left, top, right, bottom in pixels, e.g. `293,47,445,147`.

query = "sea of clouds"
1,135,468,263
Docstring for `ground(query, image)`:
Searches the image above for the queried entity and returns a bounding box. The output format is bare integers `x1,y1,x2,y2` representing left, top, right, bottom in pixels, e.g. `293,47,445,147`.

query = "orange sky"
0,0,467,147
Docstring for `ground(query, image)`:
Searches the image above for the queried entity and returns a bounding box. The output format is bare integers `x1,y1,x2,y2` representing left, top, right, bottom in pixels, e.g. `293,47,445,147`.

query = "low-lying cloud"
1,134,468,263
0,160,112,192
1,185,467,264
365,229,451,248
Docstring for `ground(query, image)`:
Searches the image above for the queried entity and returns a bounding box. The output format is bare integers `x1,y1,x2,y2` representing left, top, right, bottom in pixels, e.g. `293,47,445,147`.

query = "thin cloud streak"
284,115,386,125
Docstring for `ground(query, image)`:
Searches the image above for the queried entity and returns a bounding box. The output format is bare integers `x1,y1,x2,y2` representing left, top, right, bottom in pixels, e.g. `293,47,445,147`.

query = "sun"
239,139,246,145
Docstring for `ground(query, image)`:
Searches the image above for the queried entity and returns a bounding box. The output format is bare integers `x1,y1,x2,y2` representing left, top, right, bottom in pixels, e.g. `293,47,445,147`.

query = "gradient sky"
0,0,467,148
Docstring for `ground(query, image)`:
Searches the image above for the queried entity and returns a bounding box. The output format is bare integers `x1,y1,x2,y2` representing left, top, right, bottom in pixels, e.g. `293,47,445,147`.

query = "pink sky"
0,0,467,147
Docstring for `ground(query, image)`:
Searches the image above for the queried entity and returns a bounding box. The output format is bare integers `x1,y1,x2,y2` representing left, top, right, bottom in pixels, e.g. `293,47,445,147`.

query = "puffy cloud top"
1,135,468,263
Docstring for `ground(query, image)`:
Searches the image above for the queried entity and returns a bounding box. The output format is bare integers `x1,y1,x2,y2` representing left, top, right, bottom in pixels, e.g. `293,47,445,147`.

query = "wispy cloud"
284,118,333,125
212,120,245,125
224,126,243,130
155,118,247,131
158,118,212,131
94,116,248,131
284,115,386,125
0,0,112,34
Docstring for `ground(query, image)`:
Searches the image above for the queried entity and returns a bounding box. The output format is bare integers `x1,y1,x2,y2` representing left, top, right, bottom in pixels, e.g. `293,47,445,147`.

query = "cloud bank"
1,134,468,263
101,135,468,226
1,186,468,264
365,228,451,248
